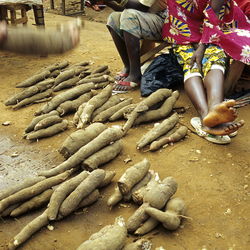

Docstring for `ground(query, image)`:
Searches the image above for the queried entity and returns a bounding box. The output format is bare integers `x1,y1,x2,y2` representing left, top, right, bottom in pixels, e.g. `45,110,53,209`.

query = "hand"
189,43,206,72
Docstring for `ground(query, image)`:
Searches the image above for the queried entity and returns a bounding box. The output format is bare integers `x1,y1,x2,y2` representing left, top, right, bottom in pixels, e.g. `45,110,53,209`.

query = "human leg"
107,12,130,76
176,44,244,136
200,46,244,134
113,9,164,92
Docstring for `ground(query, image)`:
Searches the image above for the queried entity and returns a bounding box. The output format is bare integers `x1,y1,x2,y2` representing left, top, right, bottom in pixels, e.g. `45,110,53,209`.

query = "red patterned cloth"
162,0,250,64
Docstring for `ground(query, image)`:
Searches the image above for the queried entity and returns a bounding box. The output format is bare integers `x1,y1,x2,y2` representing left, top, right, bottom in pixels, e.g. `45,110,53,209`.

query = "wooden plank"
140,41,170,65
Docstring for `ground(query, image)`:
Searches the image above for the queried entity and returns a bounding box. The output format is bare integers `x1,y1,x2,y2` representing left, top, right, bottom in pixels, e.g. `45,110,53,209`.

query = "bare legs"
107,26,144,92
107,26,130,75
185,69,244,135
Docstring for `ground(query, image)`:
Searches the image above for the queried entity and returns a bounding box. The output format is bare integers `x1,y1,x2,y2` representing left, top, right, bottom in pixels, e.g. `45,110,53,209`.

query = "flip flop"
112,80,140,94
190,117,231,144
114,72,129,82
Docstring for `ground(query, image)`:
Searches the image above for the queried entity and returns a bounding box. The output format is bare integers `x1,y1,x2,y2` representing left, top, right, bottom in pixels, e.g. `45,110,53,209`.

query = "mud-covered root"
136,113,179,149
149,126,188,151
15,70,51,88
92,98,133,123
134,217,159,235
76,216,127,250
5,78,55,106
77,189,100,209
99,171,116,188
92,95,121,118
0,170,73,214
127,203,151,233
123,171,152,202
35,83,94,115
73,102,86,126
131,172,160,205
109,104,136,122
123,238,152,250
144,177,178,209
84,69,110,79
47,171,89,220
134,90,180,125
0,176,46,201
44,60,69,73
1,204,20,217
59,123,107,158
77,84,113,128
39,126,123,177
118,158,150,195
25,119,68,140
145,197,186,231
12,89,53,110
38,126,124,177
54,68,75,86
10,189,53,217
56,92,92,116
91,65,109,74
78,75,109,84
53,76,80,91
59,169,105,217
82,140,123,171
34,115,62,131
107,186,123,207
8,209,49,250
122,89,172,134
24,110,59,133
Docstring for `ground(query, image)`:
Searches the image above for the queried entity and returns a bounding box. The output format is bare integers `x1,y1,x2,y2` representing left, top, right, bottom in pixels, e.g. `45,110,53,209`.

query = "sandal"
114,72,129,82
190,117,231,144
112,80,140,94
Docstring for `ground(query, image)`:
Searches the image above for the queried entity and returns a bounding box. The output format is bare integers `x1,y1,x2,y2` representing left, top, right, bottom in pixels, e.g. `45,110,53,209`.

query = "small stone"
196,149,201,154
215,232,224,239
119,203,130,208
2,121,11,126
227,153,232,158
224,208,232,215
11,152,19,158
243,185,248,190
124,157,132,164
189,157,199,162
47,225,54,231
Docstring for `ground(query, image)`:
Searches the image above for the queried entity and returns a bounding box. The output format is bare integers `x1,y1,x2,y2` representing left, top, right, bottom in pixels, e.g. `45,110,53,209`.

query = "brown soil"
0,6,250,250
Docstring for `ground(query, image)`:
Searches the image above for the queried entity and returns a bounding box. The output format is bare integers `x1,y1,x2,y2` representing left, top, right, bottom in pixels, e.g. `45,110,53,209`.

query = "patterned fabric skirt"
173,44,227,81
107,9,164,40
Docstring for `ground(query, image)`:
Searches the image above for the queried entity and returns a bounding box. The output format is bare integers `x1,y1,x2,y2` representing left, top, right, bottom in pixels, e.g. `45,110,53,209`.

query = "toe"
225,99,236,107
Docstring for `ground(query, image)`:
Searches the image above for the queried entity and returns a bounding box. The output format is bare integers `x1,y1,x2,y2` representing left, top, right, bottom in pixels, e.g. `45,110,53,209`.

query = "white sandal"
190,117,231,144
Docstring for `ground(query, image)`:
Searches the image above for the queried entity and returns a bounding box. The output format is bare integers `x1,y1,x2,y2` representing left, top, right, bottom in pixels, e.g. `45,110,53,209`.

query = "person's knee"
121,9,140,20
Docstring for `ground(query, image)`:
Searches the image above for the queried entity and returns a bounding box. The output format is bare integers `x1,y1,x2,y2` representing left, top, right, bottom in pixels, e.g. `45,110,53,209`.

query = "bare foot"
113,77,141,93
203,100,237,127
203,120,244,136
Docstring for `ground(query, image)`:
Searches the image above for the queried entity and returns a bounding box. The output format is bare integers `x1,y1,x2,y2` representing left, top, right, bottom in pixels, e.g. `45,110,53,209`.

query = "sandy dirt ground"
0,6,250,250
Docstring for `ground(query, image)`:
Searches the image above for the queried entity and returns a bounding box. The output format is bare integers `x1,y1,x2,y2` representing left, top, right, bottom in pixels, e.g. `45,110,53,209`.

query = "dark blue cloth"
140,51,184,97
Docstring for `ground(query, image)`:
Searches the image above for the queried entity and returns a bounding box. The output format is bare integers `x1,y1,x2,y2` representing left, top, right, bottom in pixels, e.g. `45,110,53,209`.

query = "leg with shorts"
107,9,164,92
174,44,244,137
